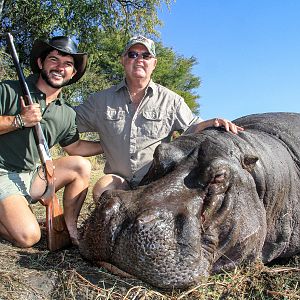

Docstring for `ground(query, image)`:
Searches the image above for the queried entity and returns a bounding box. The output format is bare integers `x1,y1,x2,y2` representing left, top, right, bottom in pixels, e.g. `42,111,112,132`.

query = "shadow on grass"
13,231,162,299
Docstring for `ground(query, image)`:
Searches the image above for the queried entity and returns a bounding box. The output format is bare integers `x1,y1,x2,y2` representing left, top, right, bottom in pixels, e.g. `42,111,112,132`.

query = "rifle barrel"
6,33,33,105
5,33,52,162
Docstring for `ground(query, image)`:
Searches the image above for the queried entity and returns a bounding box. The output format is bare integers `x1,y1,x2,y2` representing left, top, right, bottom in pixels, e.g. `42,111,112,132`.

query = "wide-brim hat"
30,36,88,85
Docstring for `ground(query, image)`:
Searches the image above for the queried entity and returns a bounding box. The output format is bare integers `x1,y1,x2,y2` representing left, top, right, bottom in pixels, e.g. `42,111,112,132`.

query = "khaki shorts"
0,167,39,203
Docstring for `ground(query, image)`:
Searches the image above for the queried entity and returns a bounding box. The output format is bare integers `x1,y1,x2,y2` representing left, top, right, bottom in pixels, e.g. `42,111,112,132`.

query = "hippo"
79,112,300,290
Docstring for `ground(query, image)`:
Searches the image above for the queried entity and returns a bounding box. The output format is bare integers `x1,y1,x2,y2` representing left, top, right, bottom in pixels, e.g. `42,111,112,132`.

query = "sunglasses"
127,51,153,60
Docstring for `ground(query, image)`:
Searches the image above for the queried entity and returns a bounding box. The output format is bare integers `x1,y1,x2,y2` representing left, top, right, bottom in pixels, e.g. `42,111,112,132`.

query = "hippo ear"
241,154,259,172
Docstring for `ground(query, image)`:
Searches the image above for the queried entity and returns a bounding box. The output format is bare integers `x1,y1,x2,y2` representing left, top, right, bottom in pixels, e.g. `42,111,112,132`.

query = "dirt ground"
0,179,160,300
0,211,160,300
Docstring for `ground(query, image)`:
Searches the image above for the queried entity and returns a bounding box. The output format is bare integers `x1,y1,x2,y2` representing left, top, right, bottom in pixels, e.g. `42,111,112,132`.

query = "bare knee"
54,156,92,188
92,175,128,203
74,156,92,178
13,223,41,248
0,195,41,248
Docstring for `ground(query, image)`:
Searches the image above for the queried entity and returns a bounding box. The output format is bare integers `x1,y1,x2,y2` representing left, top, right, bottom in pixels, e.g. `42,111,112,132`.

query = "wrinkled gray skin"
79,112,300,290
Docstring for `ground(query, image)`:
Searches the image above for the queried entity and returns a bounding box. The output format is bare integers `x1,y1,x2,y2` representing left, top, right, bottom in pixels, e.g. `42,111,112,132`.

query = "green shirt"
0,74,79,172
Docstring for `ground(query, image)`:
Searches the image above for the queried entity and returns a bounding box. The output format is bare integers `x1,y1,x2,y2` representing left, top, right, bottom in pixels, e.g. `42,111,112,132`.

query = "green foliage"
0,0,171,63
0,0,201,113
0,50,15,80
153,44,201,113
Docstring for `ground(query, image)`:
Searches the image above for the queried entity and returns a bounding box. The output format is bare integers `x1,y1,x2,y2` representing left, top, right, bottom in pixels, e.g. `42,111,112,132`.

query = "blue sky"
157,1,300,121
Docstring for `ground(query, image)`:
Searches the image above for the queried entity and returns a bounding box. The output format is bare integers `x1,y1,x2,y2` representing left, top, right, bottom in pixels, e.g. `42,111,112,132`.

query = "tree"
153,44,200,113
0,0,172,63
66,31,200,114
0,49,16,80
0,0,4,19
0,0,201,113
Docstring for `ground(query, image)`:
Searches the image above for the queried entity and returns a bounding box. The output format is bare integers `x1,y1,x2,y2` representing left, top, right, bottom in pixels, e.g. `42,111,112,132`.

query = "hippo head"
79,129,267,290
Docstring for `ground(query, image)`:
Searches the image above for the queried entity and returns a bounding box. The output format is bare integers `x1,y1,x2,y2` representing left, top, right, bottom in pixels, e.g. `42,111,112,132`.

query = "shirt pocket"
139,110,169,138
103,108,126,136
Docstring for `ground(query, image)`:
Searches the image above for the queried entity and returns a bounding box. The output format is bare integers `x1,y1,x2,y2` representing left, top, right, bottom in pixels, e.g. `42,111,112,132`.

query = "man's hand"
213,118,244,134
195,118,244,134
20,96,42,127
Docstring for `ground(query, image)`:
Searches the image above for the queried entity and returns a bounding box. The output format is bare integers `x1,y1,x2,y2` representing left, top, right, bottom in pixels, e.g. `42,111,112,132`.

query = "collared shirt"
0,74,79,172
75,79,201,185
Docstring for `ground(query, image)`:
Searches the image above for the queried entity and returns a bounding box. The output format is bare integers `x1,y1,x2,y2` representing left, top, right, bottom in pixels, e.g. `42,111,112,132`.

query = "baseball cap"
123,35,156,57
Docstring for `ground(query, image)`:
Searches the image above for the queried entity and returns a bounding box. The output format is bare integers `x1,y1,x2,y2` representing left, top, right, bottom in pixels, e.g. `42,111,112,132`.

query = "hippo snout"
108,204,208,289
80,186,211,289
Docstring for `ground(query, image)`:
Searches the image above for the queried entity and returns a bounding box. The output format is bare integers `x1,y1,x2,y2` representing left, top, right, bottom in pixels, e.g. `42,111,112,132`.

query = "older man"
75,35,243,201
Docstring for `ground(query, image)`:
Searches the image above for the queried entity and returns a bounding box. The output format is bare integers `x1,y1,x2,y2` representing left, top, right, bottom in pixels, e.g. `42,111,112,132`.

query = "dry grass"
0,166,299,299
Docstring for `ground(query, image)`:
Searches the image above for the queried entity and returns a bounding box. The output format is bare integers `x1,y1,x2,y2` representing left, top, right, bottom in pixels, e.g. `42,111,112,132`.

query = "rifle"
6,33,72,251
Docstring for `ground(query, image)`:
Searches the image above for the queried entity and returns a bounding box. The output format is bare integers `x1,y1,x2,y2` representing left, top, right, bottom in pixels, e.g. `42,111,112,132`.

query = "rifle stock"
45,195,72,251
6,33,71,251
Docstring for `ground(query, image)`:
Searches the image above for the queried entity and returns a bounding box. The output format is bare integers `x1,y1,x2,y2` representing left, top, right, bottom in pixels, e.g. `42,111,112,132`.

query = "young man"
0,36,102,247
75,35,243,201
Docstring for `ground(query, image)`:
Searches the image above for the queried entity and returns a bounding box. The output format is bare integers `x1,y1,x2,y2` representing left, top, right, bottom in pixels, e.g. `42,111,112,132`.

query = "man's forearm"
0,115,22,135
194,119,217,133
194,118,243,134
63,140,103,157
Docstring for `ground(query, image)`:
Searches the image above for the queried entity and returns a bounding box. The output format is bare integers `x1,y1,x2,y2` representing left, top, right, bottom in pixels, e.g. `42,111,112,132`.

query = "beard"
40,69,71,88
